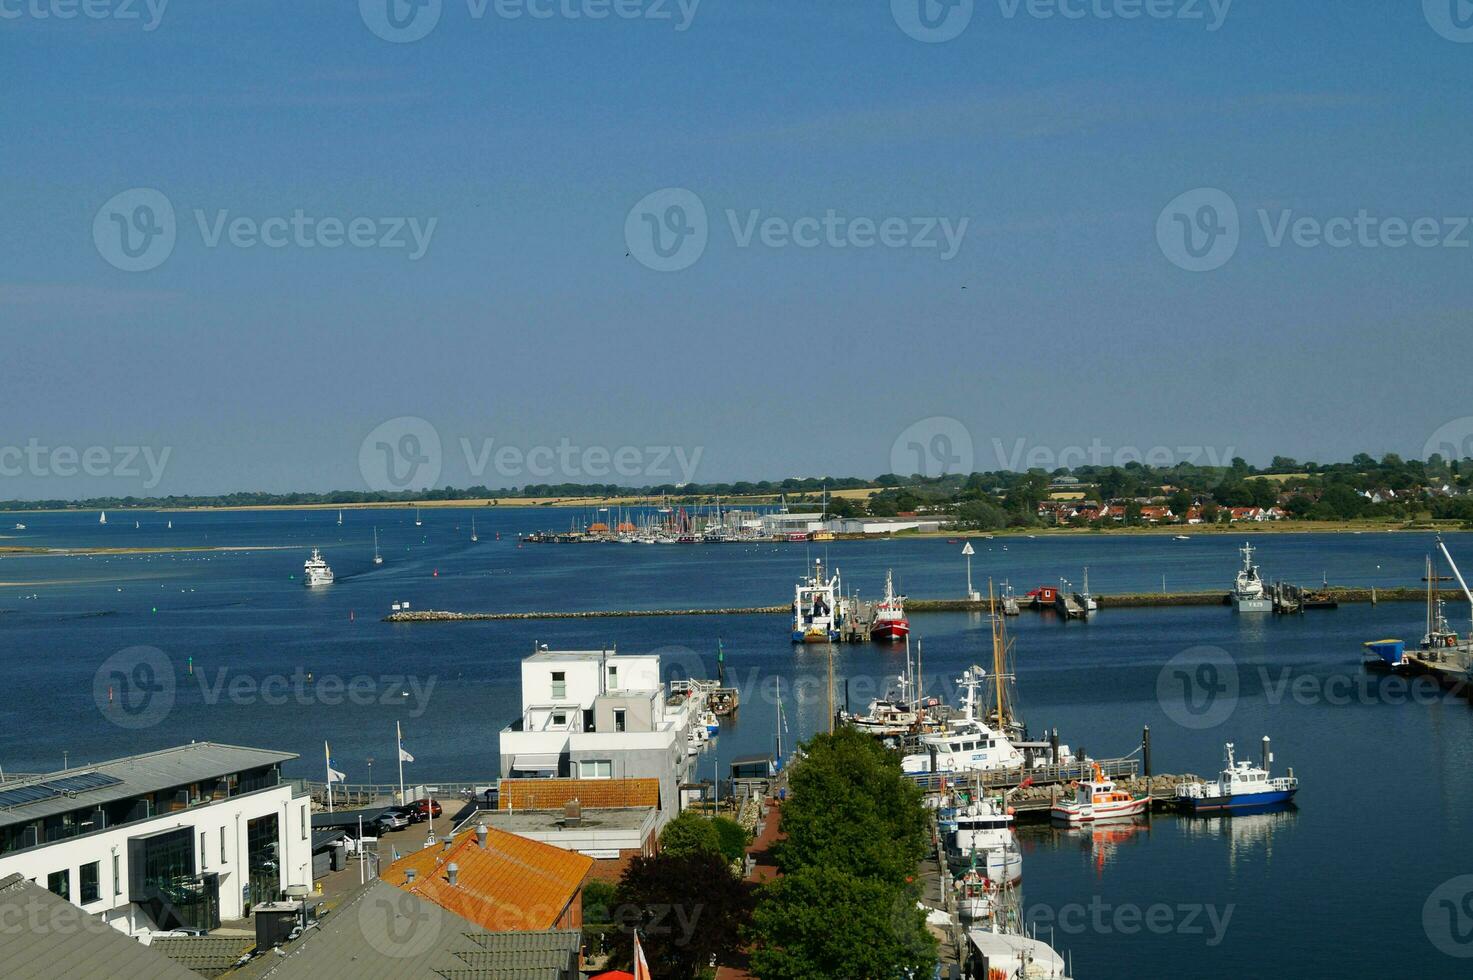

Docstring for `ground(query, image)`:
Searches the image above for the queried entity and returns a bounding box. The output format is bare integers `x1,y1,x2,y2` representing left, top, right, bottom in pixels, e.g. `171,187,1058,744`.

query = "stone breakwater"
382,587,1423,623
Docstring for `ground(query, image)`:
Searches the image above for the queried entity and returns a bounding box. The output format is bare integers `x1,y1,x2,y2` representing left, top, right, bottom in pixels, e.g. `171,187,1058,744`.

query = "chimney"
442,835,454,852
563,798,582,827
405,868,417,884
446,862,459,887
475,822,488,848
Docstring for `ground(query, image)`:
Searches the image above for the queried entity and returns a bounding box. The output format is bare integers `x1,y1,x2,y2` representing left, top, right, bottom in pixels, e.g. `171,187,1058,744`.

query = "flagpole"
325,741,334,813
397,720,405,806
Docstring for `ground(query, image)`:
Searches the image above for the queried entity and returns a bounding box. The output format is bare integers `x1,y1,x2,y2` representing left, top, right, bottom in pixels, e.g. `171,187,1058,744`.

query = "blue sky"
3,1,1473,496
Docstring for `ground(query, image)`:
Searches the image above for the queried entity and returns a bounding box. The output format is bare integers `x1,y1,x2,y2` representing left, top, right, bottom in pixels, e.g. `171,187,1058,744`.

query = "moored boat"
792,557,842,643
1049,764,1148,824
870,569,909,641
1233,542,1272,612
951,795,1023,885
1174,738,1298,813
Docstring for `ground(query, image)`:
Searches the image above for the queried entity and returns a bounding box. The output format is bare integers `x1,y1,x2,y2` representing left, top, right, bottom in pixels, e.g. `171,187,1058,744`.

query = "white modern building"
0,743,311,936
498,646,692,816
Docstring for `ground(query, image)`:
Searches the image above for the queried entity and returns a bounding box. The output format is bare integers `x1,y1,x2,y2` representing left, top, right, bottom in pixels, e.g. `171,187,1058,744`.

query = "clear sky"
4,1,1473,497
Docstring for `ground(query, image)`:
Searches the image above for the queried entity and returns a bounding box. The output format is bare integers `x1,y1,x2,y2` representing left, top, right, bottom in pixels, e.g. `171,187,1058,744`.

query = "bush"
658,810,723,858
710,816,751,864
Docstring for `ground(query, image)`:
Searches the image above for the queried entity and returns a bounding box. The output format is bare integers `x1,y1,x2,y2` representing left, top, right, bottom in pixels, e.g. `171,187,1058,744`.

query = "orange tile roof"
499,777,660,811
383,826,593,932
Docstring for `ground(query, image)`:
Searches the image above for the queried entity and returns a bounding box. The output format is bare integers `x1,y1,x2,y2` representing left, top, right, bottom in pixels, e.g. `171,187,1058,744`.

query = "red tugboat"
870,569,910,642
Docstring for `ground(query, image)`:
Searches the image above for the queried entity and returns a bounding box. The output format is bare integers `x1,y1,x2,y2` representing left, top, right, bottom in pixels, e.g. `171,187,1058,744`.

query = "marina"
2,509,1472,977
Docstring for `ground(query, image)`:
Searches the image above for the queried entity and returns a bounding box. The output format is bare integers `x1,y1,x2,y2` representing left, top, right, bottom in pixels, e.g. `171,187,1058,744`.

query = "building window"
79,862,99,904
200,832,208,868
551,712,567,727
614,709,627,733
112,854,121,896
47,869,69,901
220,827,227,865
551,671,566,700
607,665,618,689
580,760,613,779
300,805,308,842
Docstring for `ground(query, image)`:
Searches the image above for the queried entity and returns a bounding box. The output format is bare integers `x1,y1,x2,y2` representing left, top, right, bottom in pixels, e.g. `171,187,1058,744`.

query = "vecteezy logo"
359,416,443,492
93,188,176,272
360,0,442,42
1424,418,1473,465
1156,645,1239,730
1424,875,1473,958
360,888,443,958
1425,0,1473,43
890,417,974,478
93,646,176,729
1156,188,1240,273
624,188,708,272
891,0,973,42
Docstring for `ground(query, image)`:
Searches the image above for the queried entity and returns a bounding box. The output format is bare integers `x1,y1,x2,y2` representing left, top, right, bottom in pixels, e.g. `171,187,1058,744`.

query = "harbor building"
498,646,693,821
0,743,311,936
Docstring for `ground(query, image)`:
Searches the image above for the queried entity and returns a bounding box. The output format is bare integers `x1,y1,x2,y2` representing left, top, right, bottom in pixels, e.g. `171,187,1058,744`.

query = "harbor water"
2,508,1471,976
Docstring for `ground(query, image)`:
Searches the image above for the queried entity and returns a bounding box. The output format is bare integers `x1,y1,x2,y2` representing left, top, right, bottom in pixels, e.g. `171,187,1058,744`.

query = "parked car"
376,810,410,832
392,804,424,824
409,798,443,819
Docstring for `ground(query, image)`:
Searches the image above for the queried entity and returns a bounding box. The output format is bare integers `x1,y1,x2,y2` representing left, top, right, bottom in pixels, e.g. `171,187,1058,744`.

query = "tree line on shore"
6,452,1470,530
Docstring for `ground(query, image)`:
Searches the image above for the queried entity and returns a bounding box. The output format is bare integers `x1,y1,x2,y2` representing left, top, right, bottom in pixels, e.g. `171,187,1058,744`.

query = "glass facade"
245,813,280,909
127,826,220,932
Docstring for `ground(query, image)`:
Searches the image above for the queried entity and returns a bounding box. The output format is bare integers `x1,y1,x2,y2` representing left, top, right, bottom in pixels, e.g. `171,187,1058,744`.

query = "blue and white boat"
1174,738,1298,813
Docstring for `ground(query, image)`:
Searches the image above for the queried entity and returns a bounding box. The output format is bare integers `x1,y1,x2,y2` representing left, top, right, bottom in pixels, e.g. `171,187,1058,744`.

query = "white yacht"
99,511,107,525
1233,542,1272,612
372,527,384,565
902,668,1030,775
337,509,343,526
11,523,25,530
951,795,1023,884
303,548,334,587
415,508,423,527
471,516,478,542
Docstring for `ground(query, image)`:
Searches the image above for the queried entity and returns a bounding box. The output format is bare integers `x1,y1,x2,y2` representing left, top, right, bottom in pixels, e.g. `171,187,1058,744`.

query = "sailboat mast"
990,581,1005,728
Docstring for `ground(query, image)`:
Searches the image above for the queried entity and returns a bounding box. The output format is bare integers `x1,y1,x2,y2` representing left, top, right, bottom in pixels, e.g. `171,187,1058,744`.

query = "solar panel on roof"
0,785,60,810
46,773,123,793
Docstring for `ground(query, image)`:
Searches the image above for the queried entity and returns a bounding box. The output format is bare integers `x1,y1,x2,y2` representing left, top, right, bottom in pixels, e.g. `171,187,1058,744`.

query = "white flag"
327,760,346,783
398,745,414,763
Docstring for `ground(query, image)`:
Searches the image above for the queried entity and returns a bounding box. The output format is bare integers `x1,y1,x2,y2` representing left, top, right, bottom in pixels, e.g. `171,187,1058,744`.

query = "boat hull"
1049,796,1148,824
793,630,837,643
1234,595,1272,613
1177,788,1297,813
870,619,910,641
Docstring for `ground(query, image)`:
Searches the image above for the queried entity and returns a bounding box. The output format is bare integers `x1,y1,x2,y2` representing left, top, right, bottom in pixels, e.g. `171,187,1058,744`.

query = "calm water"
2,509,1471,977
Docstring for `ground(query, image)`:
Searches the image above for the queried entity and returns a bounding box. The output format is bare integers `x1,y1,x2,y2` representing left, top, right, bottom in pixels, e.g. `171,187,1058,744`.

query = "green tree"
775,728,928,885
710,816,752,864
659,810,723,859
748,866,935,980
608,852,754,979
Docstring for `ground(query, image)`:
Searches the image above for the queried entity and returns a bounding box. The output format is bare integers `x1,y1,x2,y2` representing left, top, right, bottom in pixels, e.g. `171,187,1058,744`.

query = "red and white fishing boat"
1049,764,1148,825
870,569,910,641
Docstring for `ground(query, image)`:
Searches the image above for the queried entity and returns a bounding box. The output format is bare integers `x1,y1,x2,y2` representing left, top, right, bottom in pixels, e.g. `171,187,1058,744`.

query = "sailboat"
337,510,343,526
470,517,478,543
167,520,172,529
99,511,107,525
415,508,423,527
373,527,384,565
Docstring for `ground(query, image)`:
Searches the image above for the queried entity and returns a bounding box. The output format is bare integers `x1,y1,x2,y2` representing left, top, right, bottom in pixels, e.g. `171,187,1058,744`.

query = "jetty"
383,586,1427,623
